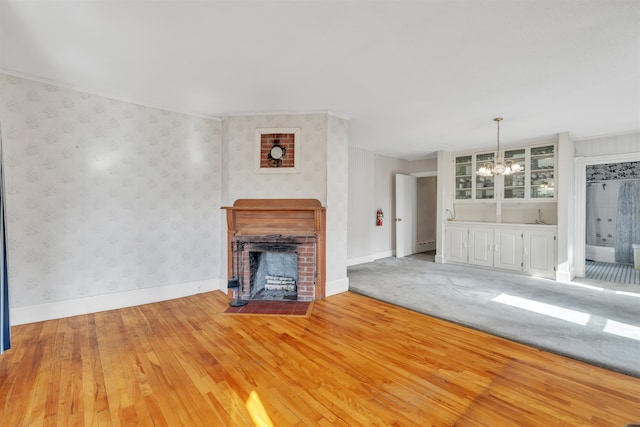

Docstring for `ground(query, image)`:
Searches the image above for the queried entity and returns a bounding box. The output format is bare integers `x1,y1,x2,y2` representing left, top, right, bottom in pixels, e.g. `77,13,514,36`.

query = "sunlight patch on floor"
246,390,274,427
492,293,591,325
564,282,604,291
615,290,640,298
603,319,640,341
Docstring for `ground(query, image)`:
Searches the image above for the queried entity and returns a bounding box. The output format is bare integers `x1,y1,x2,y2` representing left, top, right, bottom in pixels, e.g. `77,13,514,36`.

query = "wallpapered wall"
0,73,350,316
586,161,640,181
0,74,222,308
222,114,328,203
325,114,349,283
222,113,350,286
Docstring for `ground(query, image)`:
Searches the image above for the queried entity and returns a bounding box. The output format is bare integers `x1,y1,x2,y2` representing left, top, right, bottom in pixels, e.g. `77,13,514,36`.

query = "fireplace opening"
231,236,317,302
250,251,298,301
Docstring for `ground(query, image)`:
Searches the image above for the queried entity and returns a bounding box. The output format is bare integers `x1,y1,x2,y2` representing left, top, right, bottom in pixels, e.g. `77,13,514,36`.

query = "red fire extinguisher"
376,209,383,226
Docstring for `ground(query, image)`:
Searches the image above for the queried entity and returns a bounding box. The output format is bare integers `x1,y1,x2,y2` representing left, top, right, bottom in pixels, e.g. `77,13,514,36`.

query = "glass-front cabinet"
475,153,495,200
454,153,495,201
503,148,526,199
529,145,555,199
454,155,473,200
454,143,556,202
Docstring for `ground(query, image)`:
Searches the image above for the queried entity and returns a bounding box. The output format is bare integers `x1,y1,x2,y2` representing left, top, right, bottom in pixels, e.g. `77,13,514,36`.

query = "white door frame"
412,171,437,178
574,153,640,277
395,174,418,258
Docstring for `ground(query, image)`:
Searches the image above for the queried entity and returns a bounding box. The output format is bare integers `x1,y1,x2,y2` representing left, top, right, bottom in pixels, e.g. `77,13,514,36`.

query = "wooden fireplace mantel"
221,199,326,299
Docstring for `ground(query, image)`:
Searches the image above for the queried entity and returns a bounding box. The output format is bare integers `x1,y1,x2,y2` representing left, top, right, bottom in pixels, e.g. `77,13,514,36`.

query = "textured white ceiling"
1,1,639,159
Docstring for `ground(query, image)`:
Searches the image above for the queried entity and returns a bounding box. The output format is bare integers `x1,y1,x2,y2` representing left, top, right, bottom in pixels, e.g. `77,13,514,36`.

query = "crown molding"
0,69,353,124
222,110,350,121
0,68,222,121
572,129,640,141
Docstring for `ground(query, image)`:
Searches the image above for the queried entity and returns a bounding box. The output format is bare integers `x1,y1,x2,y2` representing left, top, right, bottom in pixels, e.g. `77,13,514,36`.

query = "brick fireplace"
222,199,326,301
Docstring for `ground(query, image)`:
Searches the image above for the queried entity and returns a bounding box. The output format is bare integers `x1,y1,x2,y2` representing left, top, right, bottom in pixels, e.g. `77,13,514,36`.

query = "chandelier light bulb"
493,163,506,175
476,117,521,177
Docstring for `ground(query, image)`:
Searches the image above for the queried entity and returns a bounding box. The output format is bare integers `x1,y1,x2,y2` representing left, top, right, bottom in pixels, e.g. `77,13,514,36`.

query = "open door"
395,174,417,258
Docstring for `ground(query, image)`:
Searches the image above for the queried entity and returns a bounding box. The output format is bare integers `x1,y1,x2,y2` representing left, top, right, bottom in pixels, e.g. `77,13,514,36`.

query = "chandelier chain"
475,117,520,177
495,117,502,162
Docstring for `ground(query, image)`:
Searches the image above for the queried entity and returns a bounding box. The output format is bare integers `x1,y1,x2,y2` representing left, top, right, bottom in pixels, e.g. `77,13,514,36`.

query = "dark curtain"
1,125,9,354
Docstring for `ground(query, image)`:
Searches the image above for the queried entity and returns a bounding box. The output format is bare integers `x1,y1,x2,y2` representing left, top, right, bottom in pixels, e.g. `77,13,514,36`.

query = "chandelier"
476,117,521,176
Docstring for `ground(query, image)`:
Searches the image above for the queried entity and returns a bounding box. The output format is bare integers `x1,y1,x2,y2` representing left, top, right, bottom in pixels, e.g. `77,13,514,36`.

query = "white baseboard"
326,277,349,296
416,241,436,252
375,250,394,260
11,278,224,325
347,251,393,266
556,268,575,283
347,255,376,266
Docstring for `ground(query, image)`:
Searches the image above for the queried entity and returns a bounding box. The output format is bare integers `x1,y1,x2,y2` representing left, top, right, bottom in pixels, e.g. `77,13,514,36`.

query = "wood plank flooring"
1,291,639,426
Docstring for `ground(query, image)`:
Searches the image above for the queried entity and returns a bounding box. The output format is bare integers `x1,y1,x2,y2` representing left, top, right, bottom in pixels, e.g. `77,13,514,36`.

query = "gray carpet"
348,253,640,378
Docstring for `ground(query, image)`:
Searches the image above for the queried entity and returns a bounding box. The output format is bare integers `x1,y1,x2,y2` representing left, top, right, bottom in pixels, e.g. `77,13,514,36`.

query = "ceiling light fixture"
476,117,522,176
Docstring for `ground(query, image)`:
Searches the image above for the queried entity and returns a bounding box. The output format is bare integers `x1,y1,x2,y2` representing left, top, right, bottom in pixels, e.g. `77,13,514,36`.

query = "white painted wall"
375,155,411,256
347,147,375,264
436,150,453,263
556,132,575,282
347,148,438,265
410,157,437,174
347,132,639,280
575,132,640,157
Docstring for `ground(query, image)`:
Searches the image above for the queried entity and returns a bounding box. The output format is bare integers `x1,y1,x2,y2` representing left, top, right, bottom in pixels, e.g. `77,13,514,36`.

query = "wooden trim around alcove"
221,199,327,300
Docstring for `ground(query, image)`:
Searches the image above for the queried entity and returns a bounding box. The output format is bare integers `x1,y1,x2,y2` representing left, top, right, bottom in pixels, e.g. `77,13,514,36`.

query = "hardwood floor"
1,291,639,426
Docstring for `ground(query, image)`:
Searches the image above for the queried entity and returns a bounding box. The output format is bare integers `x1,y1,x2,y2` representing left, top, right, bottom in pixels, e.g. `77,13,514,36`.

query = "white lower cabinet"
445,225,468,263
494,228,523,272
445,223,556,279
468,227,493,267
523,230,556,278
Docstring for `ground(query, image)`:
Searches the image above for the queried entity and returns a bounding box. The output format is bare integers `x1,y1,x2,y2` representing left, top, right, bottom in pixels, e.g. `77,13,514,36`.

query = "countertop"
445,220,557,228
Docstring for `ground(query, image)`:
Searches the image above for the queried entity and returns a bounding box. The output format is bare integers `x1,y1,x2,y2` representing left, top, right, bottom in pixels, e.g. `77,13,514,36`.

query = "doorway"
394,173,437,259
585,164,640,285
575,154,640,285
417,176,437,257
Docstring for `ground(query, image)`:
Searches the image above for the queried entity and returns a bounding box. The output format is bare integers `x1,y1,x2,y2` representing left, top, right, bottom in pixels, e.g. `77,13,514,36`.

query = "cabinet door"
503,148,526,199
468,227,493,267
494,228,523,271
446,226,468,263
523,230,556,278
454,155,473,200
530,145,555,199
475,152,495,200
